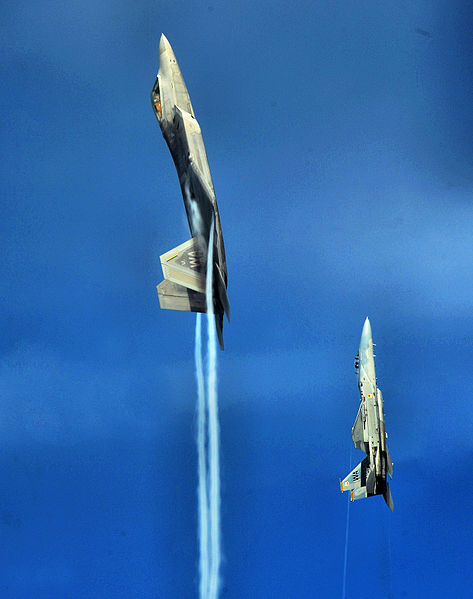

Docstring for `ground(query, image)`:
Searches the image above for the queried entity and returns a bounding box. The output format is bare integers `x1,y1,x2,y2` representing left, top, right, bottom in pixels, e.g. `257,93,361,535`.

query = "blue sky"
1,1,473,597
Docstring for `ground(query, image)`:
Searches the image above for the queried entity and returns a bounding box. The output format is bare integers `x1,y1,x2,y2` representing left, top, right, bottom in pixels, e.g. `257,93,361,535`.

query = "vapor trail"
205,219,221,599
187,178,222,598
187,180,212,599
342,448,352,599
195,313,209,599
341,489,350,599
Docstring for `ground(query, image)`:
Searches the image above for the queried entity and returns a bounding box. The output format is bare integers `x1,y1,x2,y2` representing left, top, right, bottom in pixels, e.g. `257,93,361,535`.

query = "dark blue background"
2,1,473,597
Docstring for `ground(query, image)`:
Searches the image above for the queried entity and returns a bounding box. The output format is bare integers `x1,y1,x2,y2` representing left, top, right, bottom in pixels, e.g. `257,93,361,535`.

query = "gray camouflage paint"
151,34,229,349
341,317,394,511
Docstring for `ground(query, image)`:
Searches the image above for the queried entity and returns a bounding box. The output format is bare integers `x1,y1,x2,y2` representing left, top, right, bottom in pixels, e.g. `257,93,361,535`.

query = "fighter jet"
151,34,229,349
340,318,394,511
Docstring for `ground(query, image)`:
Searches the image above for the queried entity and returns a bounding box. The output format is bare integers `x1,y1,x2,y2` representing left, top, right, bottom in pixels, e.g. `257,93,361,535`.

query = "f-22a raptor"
150,34,229,349
340,318,394,511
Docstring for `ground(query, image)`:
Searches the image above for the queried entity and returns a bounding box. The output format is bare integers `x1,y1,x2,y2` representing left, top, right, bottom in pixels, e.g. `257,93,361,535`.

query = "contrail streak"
187,179,222,598
342,448,352,599
195,313,209,599
187,179,212,599
341,488,350,599
205,219,221,599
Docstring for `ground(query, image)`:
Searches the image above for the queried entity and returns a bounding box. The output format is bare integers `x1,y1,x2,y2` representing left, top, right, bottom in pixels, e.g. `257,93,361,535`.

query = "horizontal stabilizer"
351,485,368,502
157,239,226,350
160,237,206,293
156,281,226,350
157,280,206,313
383,482,394,512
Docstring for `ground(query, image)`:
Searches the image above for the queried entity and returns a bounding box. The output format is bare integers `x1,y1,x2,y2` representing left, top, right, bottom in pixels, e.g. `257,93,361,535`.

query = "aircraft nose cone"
159,33,172,55
360,316,372,349
362,317,372,339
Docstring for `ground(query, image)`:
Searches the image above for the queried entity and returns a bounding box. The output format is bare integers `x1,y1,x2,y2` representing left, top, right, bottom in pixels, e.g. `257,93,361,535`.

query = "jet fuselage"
341,318,394,510
151,34,229,347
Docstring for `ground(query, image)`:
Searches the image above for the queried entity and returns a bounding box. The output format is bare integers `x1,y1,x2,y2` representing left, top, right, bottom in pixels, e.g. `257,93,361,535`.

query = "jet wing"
351,404,367,452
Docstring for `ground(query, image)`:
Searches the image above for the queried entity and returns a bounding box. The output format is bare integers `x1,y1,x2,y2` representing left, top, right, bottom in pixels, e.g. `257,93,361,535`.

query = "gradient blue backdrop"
2,1,473,597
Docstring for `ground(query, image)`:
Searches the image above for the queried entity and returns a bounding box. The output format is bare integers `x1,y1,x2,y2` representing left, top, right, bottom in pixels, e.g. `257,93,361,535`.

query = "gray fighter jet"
340,318,394,511
151,34,229,349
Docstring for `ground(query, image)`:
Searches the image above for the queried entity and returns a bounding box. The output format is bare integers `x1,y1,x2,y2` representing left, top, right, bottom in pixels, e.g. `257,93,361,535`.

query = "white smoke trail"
194,313,209,599
187,176,211,599
205,219,221,599
186,177,222,599
341,488,350,599
342,448,352,599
